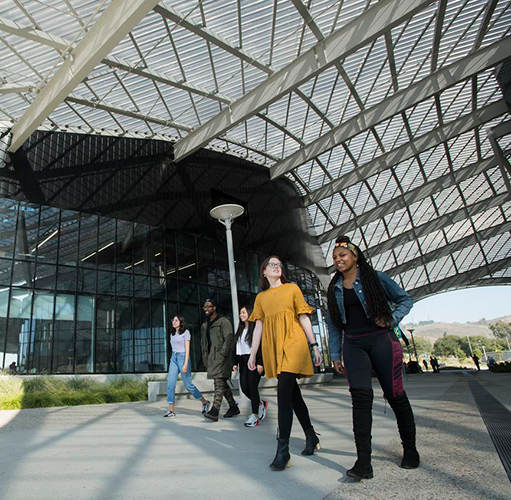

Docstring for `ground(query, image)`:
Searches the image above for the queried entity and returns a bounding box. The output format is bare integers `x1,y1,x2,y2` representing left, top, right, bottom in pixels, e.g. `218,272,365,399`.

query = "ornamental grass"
0,375,149,410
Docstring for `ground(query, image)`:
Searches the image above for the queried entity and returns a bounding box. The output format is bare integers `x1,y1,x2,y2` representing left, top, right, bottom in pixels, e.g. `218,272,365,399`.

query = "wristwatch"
310,342,319,348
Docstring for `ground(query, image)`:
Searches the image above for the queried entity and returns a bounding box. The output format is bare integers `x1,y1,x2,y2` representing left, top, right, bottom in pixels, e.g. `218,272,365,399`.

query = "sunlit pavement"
1,371,510,500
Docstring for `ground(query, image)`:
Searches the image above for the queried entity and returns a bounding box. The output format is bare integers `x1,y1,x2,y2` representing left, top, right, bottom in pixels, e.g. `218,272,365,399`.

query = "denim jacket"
327,270,413,361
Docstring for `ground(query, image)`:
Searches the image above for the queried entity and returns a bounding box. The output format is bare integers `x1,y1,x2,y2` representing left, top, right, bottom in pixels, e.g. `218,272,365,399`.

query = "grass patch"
0,375,149,410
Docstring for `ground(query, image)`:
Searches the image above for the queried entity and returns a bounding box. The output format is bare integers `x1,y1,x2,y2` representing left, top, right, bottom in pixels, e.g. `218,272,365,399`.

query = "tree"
489,321,511,340
433,335,464,358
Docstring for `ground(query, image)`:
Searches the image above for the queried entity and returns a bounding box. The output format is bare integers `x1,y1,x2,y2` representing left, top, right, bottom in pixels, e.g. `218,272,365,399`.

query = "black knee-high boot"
387,394,420,469
346,387,374,481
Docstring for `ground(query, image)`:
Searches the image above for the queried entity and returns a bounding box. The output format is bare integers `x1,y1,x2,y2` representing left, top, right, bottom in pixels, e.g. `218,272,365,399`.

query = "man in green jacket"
201,298,239,421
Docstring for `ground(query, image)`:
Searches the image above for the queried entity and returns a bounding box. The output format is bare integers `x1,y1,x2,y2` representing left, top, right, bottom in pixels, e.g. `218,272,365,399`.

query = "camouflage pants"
213,378,235,410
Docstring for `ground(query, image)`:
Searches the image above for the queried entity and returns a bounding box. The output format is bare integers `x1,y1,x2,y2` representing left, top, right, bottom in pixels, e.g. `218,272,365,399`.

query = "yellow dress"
249,283,314,379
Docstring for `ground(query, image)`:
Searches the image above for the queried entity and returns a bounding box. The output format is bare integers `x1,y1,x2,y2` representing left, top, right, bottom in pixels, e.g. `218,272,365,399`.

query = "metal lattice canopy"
1,0,511,299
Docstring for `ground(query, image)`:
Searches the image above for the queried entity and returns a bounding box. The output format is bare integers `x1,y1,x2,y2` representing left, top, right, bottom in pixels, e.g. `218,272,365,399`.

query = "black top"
342,287,387,336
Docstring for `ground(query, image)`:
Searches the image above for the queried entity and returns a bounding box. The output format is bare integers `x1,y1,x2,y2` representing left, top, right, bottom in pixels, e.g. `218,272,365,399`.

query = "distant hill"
402,315,511,343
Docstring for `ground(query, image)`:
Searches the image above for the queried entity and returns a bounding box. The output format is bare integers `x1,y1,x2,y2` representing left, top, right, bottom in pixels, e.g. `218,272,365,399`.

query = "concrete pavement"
0,371,510,500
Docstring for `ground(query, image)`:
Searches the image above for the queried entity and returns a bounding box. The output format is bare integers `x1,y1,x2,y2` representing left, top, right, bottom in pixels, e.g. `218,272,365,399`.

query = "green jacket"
200,316,234,379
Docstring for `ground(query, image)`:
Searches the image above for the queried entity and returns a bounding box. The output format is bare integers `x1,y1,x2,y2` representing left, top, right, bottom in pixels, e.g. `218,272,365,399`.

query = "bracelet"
310,342,319,348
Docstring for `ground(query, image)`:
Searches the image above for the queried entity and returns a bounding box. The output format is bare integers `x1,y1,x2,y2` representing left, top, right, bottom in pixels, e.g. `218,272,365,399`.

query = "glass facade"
0,197,327,374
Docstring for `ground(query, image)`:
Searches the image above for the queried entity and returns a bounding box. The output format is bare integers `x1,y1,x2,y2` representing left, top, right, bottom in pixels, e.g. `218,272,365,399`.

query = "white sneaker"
258,400,268,421
163,410,176,418
244,414,259,427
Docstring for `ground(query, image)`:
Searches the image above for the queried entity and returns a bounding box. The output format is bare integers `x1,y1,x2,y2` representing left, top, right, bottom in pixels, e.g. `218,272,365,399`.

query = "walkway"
0,371,510,500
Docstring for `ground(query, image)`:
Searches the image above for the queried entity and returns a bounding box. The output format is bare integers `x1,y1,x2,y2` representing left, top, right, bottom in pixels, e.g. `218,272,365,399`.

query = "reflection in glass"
56,266,77,291
116,299,133,372
247,253,260,293
0,287,9,369
116,220,133,272
98,217,116,271
11,260,34,287
77,268,96,294
134,299,151,372
7,289,32,373
0,199,18,259
134,274,150,298
151,301,166,371
29,291,54,373
75,295,94,373
53,294,75,373
133,224,150,275
97,271,115,295
58,211,79,266
197,237,216,286
14,204,39,261
177,233,197,281
96,297,115,372
235,252,250,292
78,214,98,268
34,264,57,290
116,273,133,297
0,258,12,286
151,227,164,276
214,240,229,288
37,206,60,263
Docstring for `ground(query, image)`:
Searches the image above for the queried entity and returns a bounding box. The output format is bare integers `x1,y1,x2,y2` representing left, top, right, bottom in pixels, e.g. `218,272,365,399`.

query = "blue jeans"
166,352,203,404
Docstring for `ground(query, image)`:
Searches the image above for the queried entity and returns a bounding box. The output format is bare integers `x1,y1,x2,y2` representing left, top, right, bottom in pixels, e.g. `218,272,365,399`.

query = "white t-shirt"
171,329,191,353
236,328,252,356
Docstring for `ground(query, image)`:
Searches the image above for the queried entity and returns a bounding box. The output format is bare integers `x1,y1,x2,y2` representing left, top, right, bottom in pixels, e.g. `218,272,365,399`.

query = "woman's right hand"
333,359,345,375
248,353,256,371
232,365,238,372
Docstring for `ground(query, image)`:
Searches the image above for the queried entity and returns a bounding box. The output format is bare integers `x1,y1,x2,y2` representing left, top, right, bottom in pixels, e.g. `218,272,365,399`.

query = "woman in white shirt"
232,306,267,427
164,315,210,418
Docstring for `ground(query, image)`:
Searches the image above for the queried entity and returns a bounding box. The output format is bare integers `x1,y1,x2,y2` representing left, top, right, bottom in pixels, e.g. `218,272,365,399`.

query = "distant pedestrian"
422,359,428,372
472,354,481,371
164,315,210,418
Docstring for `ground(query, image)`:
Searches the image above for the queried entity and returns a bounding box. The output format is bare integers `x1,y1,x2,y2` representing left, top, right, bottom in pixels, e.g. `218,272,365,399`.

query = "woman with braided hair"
327,235,419,482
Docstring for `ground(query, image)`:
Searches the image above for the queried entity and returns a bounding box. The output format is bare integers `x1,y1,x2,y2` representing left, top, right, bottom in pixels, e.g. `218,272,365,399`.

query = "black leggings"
277,372,312,440
343,330,405,399
238,354,262,414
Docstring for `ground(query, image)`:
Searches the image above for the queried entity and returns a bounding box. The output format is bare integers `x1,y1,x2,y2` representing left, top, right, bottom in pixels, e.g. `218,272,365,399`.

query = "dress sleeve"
293,284,314,315
249,293,265,321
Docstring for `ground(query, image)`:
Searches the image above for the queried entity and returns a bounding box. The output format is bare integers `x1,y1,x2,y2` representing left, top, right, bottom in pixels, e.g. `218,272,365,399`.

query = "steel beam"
386,220,511,277
173,0,436,161
270,36,511,179
319,155,499,244
305,100,508,208
408,257,511,300
0,83,37,94
363,192,510,257
8,0,162,153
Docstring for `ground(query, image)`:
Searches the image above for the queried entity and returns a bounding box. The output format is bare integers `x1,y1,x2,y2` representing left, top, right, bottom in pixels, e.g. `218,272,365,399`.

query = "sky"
403,286,511,324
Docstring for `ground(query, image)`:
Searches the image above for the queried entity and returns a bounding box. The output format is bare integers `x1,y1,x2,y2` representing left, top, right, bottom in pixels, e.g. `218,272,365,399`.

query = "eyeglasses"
203,305,214,310
267,262,283,269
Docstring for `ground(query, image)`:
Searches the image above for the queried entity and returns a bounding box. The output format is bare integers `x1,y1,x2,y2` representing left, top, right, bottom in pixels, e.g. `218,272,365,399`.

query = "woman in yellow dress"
248,256,322,470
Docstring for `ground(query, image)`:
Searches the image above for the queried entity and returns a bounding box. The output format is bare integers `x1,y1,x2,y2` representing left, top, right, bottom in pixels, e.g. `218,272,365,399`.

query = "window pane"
52,294,75,373
77,268,96,294
0,288,9,370
96,297,115,372
14,204,39,261
116,220,133,272
12,260,34,287
134,275,150,298
57,266,77,292
0,198,18,259
116,273,133,297
0,258,12,286
98,217,116,271
34,264,57,290
133,223,150,275
134,299,151,372
58,211,79,266
78,214,98,268
177,233,197,282
197,237,216,285
37,206,59,264
97,271,115,295
247,252,260,293
116,299,133,373
235,252,250,292
75,295,94,373
29,291,54,374
151,301,166,372
151,227,164,276
7,289,32,373
214,240,229,288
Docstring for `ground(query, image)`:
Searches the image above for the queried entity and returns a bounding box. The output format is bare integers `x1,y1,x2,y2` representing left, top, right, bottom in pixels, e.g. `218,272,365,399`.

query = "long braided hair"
327,235,392,332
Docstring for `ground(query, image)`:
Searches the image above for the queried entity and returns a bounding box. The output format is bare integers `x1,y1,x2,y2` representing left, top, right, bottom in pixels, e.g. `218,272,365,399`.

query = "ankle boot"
388,394,420,469
346,387,374,482
302,426,321,455
270,438,291,470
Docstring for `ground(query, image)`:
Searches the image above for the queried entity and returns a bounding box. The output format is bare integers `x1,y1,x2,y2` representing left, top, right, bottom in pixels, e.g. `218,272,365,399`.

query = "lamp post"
408,328,418,362
209,204,244,332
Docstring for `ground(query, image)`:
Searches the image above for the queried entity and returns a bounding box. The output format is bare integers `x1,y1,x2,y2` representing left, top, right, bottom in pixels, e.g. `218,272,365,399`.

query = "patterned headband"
335,241,358,257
